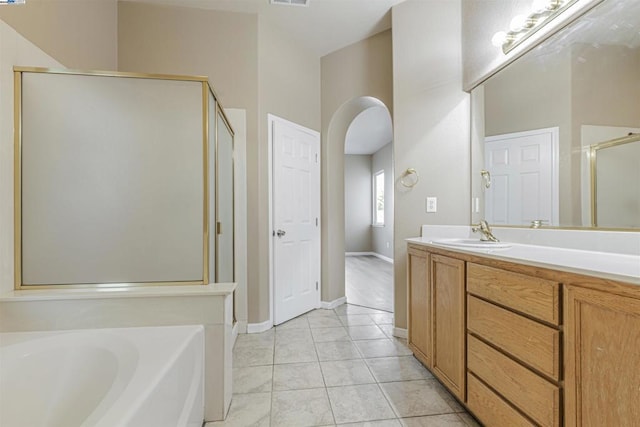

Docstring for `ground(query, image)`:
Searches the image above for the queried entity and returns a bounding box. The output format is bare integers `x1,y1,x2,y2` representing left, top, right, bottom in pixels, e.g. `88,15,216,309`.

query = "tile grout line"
337,306,401,425
319,307,338,425
232,305,475,427
269,328,275,427
361,342,402,422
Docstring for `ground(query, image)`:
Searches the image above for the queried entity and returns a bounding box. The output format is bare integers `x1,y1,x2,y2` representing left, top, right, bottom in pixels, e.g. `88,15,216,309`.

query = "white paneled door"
484,127,559,226
270,115,320,325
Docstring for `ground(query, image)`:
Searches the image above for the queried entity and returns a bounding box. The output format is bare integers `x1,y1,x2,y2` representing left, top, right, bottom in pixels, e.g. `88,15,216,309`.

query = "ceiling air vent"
270,0,309,7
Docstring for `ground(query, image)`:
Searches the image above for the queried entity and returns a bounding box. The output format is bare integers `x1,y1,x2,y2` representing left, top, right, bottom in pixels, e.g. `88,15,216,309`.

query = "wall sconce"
492,0,578,53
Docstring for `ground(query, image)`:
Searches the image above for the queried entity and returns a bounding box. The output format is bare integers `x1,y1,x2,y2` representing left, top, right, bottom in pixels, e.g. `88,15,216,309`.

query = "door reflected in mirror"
470,0,640,229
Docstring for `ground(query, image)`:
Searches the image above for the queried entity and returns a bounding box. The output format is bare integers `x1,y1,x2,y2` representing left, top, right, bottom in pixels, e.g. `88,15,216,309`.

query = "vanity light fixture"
492,0,578,53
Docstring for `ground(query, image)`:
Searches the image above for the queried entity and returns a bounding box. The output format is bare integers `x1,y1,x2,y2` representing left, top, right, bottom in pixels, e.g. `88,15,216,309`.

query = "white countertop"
0,283,237,302
407,237,640,286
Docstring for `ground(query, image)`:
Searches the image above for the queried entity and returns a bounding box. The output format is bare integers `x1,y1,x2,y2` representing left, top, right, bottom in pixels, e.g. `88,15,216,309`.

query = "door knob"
276,229,286,237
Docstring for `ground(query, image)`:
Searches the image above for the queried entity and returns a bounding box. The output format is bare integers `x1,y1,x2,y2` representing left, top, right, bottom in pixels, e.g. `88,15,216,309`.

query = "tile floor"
206,304,481,427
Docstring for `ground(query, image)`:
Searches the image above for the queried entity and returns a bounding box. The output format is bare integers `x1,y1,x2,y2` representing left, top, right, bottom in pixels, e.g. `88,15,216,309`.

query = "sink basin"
431,238,512,249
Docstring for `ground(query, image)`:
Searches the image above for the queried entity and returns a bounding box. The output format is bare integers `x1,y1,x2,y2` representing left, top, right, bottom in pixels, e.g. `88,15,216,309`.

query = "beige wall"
321,30,394,121
258,20,321,133
392,0,470,329
0,0,117,70
484,51,571,136
256,19,321,322
345,155,373,253
320,29,393,303
371,142,394,259
571,45,640,128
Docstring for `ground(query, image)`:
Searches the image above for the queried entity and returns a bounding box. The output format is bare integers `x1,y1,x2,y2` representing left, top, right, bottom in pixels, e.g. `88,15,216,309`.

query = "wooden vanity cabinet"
408,244,431,366
407,246,466,401
431,254,466,401
466,263,562,427
564,285,640,426
407,242,639,427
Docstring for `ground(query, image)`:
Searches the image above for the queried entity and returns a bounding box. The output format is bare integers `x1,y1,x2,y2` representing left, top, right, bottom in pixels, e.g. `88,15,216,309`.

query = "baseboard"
320,296,347,309
346,251,393,264
372,253,394,264
393,327,408,339
345,252,371,256
247,319,272,334
237,320,248,334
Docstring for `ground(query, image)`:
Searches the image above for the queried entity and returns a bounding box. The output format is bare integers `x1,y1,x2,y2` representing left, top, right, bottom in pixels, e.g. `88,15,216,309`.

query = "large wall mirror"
471,0,640,230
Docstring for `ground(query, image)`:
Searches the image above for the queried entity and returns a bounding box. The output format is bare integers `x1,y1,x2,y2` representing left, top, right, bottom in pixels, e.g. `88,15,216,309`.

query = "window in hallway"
373,170,385,226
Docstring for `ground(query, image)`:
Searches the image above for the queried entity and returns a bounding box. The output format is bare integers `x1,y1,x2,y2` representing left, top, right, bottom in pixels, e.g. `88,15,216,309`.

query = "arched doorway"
344,105,393,312
321,96,394,313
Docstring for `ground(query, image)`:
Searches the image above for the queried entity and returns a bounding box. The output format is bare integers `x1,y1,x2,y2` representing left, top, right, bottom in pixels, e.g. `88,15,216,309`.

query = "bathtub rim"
0,325,206,427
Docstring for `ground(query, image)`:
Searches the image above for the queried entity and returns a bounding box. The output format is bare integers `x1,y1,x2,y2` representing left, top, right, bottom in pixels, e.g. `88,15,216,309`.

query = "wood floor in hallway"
345,255,393,313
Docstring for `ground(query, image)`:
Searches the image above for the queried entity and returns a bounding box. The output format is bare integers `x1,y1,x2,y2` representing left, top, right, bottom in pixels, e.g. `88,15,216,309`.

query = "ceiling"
345,106,393,155
128,0,405,57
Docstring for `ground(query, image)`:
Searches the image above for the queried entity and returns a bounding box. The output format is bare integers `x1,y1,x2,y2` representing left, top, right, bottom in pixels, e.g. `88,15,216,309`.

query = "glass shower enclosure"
14,67,234,289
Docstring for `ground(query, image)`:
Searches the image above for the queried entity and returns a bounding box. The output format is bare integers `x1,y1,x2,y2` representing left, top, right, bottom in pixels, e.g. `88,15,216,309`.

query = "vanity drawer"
467,373,535,427
408,244,428,255
467,263,560,325
467,334,560,427
467,296,560,380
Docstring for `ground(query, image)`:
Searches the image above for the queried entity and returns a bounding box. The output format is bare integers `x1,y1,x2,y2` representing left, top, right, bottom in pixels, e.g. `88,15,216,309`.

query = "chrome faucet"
530,219,547,229
472,220,499,242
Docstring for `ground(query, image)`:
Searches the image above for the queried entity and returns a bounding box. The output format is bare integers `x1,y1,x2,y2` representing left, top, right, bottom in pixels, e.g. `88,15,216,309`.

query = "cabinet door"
564,286,640,426
408,246,431,366
431,254,466,401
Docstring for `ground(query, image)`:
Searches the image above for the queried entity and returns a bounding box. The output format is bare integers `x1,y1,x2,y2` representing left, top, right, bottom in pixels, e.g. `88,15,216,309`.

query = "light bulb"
531,0,550,14
510,14,528,32
491,31,508,47
550,0,564,10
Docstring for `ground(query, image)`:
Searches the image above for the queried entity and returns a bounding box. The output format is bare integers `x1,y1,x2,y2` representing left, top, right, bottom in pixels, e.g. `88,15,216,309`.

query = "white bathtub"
0,325,204,427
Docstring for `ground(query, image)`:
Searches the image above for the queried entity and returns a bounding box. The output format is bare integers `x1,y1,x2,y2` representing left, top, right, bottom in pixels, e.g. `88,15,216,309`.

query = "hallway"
346,255,393,312
210,304,478,426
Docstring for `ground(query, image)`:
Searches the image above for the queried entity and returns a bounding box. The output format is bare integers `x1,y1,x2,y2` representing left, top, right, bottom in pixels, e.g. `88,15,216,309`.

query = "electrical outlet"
426,197,437,213
386,241,390,248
